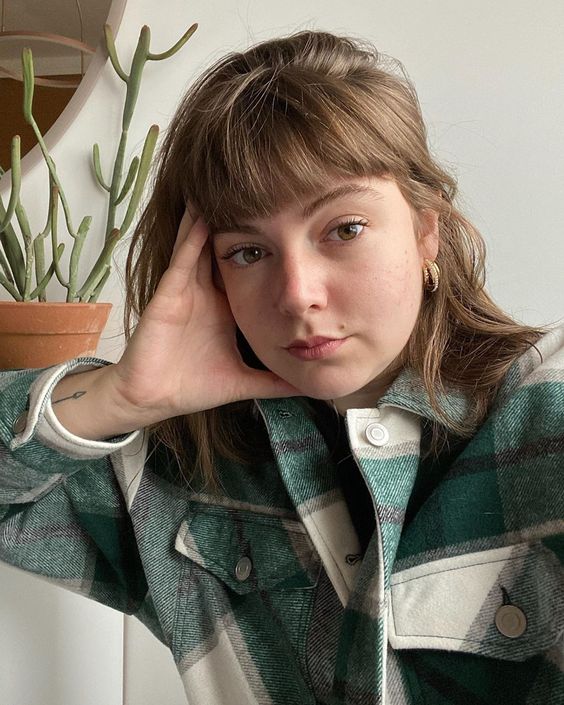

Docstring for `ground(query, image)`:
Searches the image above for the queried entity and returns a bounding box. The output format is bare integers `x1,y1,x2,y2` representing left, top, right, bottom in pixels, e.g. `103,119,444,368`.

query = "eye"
219,244,266,267
326,218,367,242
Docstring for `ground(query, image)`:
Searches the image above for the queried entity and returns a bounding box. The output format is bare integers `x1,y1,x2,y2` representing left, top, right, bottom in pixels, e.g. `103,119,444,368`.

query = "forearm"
51,365,157,441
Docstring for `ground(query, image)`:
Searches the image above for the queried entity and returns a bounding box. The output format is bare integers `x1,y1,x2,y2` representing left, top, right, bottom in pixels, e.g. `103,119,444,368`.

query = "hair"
123,29,547,491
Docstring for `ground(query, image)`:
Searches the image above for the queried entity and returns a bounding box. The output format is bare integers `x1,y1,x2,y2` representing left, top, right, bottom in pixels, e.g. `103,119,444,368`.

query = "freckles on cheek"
393,249,421,295
377,267,419,312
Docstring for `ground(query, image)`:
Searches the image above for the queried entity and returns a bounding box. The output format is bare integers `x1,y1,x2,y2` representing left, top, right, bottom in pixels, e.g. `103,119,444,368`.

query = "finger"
156,216,209,300
211,249,226,292
171,207,197,260
196,239,212,287
169,215,209,278
185,200,198,222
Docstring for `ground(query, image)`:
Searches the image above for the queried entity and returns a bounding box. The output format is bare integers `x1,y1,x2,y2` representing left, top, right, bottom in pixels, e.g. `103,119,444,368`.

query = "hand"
110,207,301,422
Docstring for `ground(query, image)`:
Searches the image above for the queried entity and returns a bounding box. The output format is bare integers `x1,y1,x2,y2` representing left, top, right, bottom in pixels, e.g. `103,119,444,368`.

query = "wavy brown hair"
123,30,547,490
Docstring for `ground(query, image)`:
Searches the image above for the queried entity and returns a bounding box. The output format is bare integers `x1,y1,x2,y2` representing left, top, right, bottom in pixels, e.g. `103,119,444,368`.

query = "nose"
274,253,328,317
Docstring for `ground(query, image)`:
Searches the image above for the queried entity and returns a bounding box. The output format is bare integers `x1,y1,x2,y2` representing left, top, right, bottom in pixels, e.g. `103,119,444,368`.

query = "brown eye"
327,220,366,242
241,247,263,264
220,241,266,267
338,224,360,240
221,245,266,267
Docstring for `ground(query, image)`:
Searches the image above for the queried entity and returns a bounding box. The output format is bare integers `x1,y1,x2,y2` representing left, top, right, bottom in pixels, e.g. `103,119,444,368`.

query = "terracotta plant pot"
0,301,112,370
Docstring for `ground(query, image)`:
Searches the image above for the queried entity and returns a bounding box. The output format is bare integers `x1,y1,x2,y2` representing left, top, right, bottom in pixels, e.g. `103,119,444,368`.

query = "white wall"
1,1,563,704
0,563,124,705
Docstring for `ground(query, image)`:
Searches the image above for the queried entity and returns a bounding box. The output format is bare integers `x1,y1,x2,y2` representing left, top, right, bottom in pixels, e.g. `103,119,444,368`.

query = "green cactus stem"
122,26,151,130
114,155,139,205
119,124,158,234
49,183,69,290
29,242,64,300
0,143,27,298
102,23,197,240
0,246,14,287
92,143,110,191
81,23,197,301
88,265,111,303
67,215,92,301
0,219,25,297
33,227,47,301
32,177,59,301
0,137,22,234
0,272,21,299
22,48,34,124
21,48,77,237
14,202,34,300
147,22,197,61
103,24,127,82
0,167,26,296
76,227,121,301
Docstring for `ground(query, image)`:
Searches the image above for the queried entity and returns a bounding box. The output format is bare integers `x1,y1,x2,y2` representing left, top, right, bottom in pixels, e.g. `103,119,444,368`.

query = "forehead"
209,175,395,236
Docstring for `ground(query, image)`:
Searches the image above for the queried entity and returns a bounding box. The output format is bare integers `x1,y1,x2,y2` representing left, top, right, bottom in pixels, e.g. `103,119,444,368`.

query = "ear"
415,208,439,261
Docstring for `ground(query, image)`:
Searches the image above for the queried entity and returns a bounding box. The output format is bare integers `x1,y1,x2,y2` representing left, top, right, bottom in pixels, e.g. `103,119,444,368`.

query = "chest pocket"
174,503,321,595
388,541,563,661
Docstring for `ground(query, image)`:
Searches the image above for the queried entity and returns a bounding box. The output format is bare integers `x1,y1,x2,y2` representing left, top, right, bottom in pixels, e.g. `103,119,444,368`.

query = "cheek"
392,258,423,319
223,276,253,312
356,248,422,317
224,287,269,343
222,283,248,325
395,252,423,302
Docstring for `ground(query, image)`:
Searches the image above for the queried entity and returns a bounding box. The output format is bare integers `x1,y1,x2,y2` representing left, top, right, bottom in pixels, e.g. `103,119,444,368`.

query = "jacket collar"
254,365,476,431
365,365,475,431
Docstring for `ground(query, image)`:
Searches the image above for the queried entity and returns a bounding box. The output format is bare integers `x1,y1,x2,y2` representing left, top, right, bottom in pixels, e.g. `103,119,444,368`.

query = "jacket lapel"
254,397,364,606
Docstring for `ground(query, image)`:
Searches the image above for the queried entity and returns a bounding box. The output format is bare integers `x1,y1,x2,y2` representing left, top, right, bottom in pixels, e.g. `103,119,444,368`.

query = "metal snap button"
365,422,389,447
494,604,527,638
12,411,28,435
234,556,253,582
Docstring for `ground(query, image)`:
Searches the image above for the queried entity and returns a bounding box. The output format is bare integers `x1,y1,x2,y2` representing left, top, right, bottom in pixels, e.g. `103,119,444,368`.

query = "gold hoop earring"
423,259,440,292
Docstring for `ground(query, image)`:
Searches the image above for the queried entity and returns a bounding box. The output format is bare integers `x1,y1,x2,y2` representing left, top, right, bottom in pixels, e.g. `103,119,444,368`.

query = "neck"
328,364,403,416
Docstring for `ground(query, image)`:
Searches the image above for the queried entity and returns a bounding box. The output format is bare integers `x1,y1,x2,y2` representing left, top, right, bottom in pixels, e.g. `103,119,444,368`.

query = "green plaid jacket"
1,325,563,705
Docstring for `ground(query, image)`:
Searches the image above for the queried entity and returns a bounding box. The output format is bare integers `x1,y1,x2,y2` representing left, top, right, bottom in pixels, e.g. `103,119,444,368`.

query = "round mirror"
0,0,118,168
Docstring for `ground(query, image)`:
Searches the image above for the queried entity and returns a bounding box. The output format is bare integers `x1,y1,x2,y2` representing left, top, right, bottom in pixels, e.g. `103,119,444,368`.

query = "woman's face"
212,175,439,410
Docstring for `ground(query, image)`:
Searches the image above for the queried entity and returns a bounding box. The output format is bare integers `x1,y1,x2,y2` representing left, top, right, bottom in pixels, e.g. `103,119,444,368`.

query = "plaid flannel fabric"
1,326,563,704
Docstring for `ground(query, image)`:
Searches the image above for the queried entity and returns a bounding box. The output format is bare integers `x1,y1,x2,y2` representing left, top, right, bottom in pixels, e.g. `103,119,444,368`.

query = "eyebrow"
212,184,383,238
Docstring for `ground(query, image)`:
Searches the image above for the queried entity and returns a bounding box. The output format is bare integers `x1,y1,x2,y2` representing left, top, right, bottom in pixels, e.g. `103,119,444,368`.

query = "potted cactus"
0,22,197,369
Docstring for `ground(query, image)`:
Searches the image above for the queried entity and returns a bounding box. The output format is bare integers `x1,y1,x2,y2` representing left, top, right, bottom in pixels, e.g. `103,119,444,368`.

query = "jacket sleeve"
0,357,150,617
495,325,564,569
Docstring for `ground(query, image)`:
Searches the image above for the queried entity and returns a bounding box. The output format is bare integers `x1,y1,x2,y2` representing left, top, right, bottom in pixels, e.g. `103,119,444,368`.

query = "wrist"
51,365,155,441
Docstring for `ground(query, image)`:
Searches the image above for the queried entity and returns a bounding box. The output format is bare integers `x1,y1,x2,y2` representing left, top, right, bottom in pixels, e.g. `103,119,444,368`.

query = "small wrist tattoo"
52,390,87,405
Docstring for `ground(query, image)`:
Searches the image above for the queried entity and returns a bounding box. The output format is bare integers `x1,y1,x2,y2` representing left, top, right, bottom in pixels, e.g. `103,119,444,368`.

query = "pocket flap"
174,504,321,595
388,542,563,661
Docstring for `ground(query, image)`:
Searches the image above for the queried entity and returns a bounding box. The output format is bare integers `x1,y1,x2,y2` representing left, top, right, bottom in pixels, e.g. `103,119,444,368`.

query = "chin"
282,371,369,400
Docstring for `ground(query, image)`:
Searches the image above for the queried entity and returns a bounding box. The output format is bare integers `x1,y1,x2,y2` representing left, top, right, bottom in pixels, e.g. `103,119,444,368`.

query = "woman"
1,30,562,704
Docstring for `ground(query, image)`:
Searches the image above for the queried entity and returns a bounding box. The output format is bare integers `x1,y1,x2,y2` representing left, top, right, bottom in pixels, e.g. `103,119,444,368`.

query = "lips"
285,337,348,360
286,336,340,349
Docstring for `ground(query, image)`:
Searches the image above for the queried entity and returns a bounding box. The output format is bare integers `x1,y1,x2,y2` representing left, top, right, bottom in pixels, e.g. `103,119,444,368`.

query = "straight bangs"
177,66,410,232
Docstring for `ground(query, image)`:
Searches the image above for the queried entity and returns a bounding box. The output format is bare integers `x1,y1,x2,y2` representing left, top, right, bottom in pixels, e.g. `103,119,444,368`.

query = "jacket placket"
255,397,422,704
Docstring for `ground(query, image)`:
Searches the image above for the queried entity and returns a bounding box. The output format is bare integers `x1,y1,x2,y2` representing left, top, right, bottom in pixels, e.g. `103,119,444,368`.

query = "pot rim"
0,301,112,308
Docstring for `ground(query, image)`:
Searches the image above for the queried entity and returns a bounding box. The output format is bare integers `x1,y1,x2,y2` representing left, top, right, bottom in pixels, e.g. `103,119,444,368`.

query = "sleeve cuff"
9,356,143,459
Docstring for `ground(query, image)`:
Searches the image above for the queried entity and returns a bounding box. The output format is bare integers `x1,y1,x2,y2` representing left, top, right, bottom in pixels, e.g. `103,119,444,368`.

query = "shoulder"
490,323,564,420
